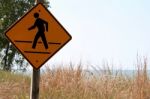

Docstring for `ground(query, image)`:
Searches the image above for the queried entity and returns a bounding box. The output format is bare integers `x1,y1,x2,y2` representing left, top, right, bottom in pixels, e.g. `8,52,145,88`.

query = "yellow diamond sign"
5,3,72,69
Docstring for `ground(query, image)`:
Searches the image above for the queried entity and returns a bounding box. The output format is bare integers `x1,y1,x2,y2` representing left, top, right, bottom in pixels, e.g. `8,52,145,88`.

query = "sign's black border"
5,3,72,70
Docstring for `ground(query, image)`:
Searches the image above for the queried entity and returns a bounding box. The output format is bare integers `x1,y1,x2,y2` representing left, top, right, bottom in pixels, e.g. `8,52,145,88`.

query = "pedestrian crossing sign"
5,3,72,69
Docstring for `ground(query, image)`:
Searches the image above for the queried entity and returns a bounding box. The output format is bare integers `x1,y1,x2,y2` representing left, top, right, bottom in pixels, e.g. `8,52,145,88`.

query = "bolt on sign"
5,3,72,69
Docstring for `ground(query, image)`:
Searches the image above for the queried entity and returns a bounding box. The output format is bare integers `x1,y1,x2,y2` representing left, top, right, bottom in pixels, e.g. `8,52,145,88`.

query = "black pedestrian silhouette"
28,12,48,49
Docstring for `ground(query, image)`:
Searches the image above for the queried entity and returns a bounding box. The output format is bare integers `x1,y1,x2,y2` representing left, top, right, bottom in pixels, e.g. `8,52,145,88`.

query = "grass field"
0,59,150,99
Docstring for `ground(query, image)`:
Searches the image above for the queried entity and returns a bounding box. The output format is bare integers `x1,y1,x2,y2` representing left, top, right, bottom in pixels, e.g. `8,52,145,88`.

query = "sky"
41,0,150,70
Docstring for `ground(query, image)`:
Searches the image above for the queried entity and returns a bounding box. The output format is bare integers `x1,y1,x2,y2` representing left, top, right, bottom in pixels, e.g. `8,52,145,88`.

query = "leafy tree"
0,0,49,71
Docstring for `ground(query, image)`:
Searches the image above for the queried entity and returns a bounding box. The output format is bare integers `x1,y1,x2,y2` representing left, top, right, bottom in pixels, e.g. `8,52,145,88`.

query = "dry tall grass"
0,59,150,99
0,71,30,99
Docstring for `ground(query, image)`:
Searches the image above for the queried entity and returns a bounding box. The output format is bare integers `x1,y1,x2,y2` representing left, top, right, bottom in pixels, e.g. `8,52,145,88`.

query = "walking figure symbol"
28,12,48,49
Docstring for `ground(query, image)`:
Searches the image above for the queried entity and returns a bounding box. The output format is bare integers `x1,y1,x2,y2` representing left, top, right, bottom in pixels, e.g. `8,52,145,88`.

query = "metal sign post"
30,1,43,99
30,69,40,99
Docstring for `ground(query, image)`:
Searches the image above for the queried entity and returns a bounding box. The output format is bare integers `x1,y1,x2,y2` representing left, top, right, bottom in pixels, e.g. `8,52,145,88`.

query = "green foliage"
0,0,49,71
